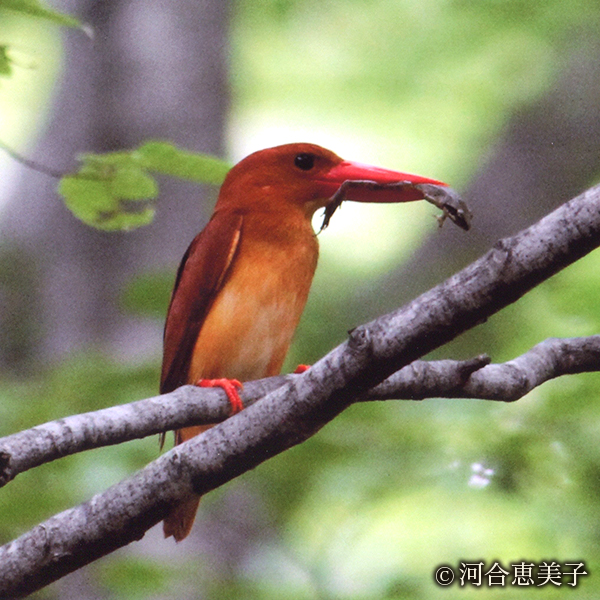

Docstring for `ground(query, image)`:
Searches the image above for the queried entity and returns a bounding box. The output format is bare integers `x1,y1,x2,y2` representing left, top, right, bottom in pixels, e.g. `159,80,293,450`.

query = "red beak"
319,160,447,203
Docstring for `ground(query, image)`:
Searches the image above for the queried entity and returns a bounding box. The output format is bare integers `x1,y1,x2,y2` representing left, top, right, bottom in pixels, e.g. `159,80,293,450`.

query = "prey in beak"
320,179,472,232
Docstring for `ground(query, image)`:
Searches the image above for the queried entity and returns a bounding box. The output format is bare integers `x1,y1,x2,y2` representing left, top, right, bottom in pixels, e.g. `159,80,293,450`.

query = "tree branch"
1,182,600,598
2,335,600,491
366,335,600,401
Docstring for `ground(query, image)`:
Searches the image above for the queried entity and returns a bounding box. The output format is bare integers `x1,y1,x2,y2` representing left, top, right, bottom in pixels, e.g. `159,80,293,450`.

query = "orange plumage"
160,143,446,540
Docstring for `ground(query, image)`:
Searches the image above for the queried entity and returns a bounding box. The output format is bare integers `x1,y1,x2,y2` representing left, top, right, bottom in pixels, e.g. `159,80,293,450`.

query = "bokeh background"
2,0,600,598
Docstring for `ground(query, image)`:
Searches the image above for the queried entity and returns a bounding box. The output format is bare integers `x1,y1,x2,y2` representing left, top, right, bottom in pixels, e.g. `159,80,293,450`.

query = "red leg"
196,378,244,414
293,364,310,374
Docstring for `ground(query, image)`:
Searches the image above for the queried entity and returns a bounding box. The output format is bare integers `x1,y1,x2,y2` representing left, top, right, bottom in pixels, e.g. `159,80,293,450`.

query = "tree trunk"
0,0,229,368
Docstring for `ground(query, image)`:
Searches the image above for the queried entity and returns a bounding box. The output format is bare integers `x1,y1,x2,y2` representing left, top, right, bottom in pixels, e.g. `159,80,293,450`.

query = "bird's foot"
293,364,310,374
195,378,244,414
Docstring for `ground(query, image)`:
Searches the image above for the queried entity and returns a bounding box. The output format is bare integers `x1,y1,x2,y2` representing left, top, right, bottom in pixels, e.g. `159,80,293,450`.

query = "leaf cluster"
58,142,231,230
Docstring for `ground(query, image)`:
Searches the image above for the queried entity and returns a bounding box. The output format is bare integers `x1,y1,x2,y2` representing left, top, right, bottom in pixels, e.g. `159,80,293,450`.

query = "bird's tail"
163,425,211,542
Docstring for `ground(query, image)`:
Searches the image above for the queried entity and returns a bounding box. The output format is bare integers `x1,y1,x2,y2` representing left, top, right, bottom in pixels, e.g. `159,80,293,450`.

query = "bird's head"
216,142,448,222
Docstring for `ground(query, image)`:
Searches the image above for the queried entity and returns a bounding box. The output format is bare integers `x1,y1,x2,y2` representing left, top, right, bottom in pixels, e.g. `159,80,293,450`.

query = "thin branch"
365,336,600,401
1,183,600,598
2,335,600,489
0,140,66,179
3,358,484,487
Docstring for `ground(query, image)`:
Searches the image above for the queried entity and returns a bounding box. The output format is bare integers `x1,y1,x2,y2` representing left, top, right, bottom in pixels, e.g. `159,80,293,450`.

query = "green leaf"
0,46,12,77
107,166,158,201
58,142,231,231
135,140,232,185
0,0,81,28
59,156,158,231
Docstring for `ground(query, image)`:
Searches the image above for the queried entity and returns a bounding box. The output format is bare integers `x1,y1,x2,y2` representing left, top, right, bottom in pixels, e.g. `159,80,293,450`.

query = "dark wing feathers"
160,211,243,394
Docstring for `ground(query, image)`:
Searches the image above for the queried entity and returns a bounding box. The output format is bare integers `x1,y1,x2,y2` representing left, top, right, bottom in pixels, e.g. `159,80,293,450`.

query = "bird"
160,142,447,541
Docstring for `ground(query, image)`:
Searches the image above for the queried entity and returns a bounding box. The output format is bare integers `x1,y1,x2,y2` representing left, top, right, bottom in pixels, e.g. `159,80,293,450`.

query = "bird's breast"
188,221,318,383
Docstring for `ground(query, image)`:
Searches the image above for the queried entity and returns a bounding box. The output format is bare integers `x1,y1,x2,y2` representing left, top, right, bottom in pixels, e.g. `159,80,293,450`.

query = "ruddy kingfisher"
160,142,467,541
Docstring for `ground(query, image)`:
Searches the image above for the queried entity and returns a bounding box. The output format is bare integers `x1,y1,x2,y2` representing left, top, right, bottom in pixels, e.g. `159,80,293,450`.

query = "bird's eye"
294,153,315,171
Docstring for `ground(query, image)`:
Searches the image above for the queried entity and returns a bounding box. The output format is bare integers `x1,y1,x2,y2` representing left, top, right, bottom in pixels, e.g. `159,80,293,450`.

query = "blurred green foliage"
0,44,12,76
0,3,63,149
2,0,600,599
0,0,80,29
0,0,79,91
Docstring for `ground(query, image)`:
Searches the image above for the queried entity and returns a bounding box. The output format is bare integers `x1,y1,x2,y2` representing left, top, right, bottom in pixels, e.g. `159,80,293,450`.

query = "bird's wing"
160,211,243,394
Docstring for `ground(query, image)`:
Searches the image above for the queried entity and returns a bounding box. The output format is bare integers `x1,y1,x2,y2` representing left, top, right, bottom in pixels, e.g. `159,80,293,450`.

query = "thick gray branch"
1,183,600,598
2,335,600,490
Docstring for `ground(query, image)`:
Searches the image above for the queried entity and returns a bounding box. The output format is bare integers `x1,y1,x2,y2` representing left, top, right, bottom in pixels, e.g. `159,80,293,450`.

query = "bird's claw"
196,378,244,414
